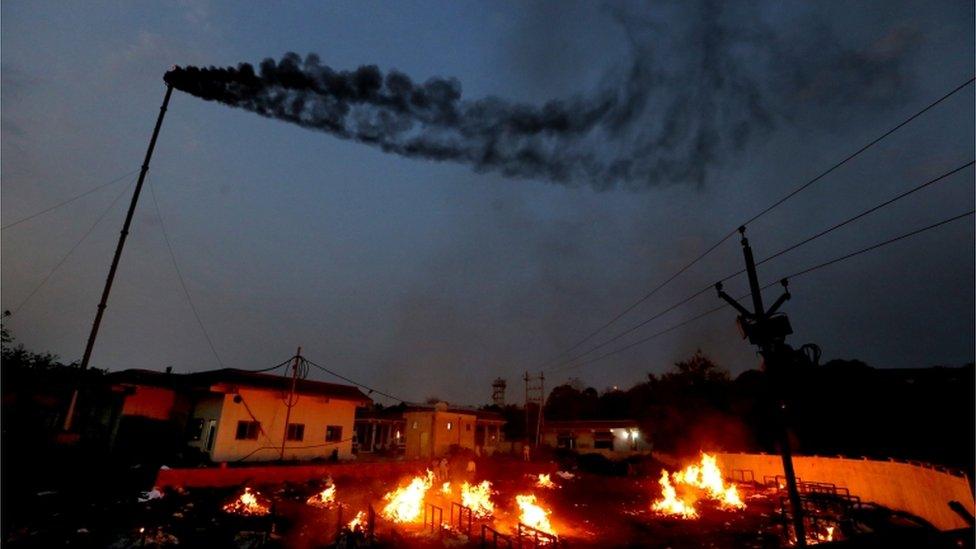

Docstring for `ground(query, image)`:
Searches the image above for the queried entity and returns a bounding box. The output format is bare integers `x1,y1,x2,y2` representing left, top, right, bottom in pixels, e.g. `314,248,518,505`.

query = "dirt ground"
3,454,967,548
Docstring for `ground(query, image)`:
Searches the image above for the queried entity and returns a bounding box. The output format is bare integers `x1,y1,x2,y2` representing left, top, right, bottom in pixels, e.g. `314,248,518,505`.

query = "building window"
594,431,614,449
186,418,204,441
326,425,342,442
286,423,305,441
557,432,576,449
235,420,260,440
446,421,453,430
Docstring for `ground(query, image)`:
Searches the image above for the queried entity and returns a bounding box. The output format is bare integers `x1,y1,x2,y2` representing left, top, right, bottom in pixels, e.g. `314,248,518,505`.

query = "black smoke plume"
164,2,917,191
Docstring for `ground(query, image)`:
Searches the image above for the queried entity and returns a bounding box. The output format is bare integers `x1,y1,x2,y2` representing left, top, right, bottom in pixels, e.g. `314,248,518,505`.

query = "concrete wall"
190,389,359,463
714,452,974,531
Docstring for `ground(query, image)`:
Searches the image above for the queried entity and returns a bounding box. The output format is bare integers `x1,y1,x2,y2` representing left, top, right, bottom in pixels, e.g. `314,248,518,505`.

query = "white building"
108,368,371,463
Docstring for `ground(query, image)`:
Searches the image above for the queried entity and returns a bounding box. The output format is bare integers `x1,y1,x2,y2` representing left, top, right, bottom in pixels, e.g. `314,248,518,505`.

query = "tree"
1,311,76,370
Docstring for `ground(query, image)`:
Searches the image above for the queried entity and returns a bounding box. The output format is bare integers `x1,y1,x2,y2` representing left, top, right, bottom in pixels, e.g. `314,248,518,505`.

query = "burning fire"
651,470,698,518
516,494,556,537
460,480,495,518
306,484,337,508
222,487,270,516
672,453,744,509
651,453,744,519
347,510,367,532
806,524,835,545
441,482,452,495
536,474,556,489
381,470,434,523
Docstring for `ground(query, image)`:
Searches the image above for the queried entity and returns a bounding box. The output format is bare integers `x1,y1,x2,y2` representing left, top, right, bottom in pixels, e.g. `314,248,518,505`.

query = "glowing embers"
803,524,836,545
651,452,745,519
460,480,495,518
347,510,367,532
535,474,557,489
516,494,556,537
222,487,270,516
306,483,337,508
381,470,434,523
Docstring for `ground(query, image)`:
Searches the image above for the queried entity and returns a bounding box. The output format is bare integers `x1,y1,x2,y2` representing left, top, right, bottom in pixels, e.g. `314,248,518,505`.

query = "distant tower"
492,378,507,406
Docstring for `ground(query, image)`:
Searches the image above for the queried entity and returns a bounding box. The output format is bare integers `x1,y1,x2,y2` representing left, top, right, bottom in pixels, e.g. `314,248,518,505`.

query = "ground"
1,454,969,548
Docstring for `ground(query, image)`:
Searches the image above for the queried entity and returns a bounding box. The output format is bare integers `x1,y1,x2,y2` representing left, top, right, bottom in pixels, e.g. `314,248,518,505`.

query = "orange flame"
651,470,698,518
347,510,367,531
535,474,556,489
306,484,337,508
672,453,744,510
460,480,495,518
804,524,835,545
651,453,744,518
381,470,434,523
441,481,452,495
516,494,556,537
222,487,270,516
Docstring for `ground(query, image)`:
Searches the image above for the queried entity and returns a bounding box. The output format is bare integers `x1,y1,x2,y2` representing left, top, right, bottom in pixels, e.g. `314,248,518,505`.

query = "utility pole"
524,372,545,446
536,373,544,446
716,227,806,546
280,347,302,461
63,85,174,431
524,372,530,446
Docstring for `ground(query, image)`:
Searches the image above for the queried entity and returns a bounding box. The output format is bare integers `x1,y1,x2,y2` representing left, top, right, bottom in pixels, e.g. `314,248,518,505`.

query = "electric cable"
147,178,225,368
553,208,974,373
1,168,140,231
533,77,975,371
543,160,974,372
302,356,405,403
9,178,136,315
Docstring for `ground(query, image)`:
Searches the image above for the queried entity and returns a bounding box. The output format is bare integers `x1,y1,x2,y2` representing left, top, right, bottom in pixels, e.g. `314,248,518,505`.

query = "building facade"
541,419,650,455
106,368,370,463
401,402,505,458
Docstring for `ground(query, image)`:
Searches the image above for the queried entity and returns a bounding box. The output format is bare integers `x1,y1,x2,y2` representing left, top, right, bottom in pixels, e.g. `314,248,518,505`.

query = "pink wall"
715,452,974,531
156,460,428,488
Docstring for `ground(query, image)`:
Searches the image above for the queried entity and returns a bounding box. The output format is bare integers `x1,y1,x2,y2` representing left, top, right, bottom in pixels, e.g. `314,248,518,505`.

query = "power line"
534,76,975,371
752,160,973,270
147,178,225,369
740,76,975,229
302,356,404,403
766,209,974,286
544,160,974,373
9,178,136,316
245,355,296,373
537,233,736,369
553,208,975,374
1,168,140,231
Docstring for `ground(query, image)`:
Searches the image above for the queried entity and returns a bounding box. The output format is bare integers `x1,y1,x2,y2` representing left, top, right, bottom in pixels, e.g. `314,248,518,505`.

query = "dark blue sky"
2,1,973,405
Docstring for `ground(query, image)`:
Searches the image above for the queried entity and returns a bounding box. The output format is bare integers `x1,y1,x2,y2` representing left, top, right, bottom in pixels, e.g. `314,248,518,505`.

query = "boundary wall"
714,452,973,530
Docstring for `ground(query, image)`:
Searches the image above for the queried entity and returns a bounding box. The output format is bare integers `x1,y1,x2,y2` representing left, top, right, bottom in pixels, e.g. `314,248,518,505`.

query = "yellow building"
402,402,505,458
180,369,371,463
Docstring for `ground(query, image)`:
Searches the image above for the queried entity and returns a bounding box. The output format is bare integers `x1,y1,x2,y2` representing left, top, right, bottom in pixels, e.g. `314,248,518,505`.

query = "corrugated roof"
187,369,371,403
107,368,371,404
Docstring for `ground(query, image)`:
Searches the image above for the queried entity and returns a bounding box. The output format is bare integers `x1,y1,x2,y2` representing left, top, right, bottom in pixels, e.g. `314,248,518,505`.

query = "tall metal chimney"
63,84,174,431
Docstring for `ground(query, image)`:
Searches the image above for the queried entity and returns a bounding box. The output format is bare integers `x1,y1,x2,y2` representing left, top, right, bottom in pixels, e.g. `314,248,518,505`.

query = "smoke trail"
163,1,917,190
